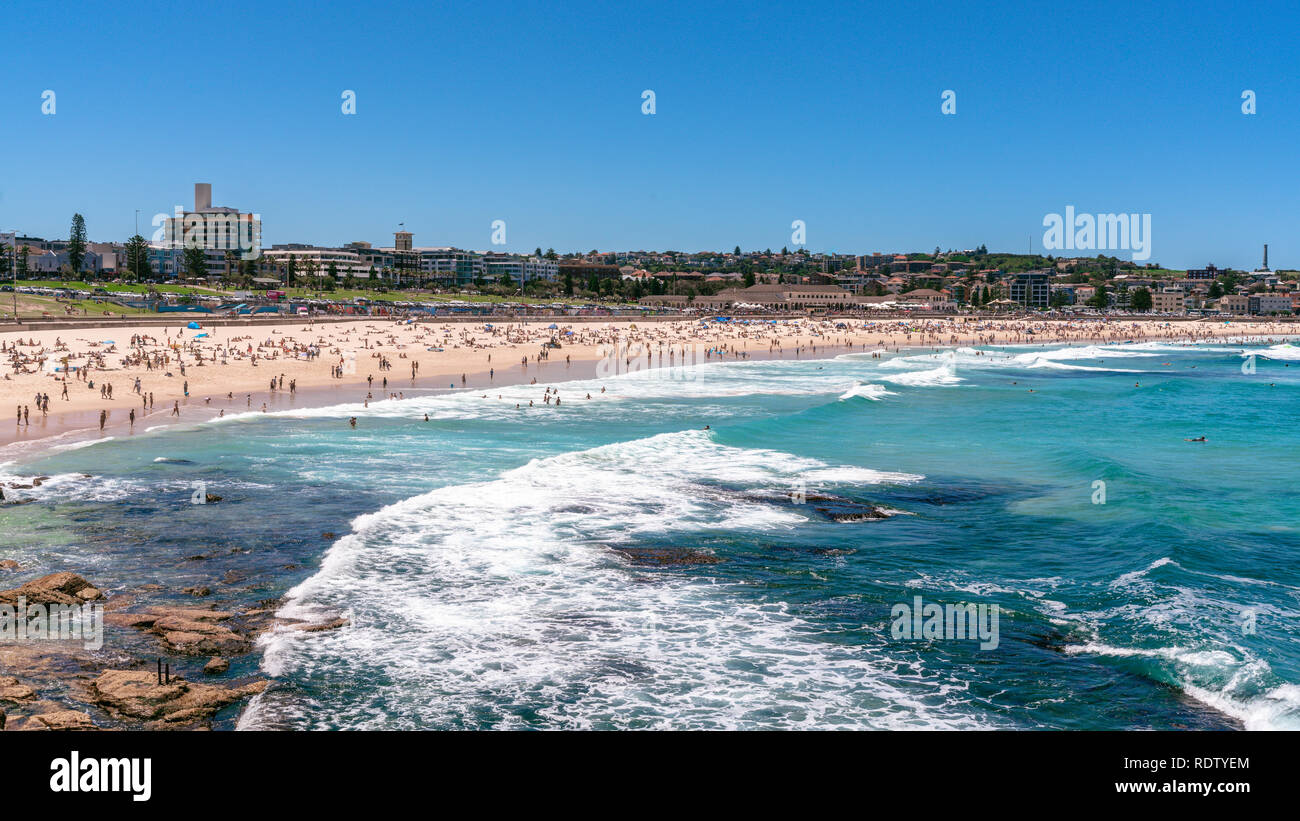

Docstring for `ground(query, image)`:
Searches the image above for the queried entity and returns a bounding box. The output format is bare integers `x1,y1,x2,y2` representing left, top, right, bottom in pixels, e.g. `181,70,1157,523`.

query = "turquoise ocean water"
4,338,1300,730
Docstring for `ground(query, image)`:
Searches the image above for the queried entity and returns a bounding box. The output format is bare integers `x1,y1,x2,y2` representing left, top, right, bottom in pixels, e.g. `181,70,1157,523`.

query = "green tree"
183,246,207,280
224,250,239,282
1089,282,1108,310
1130,286,1152,312
125,234,152,281
68,213,88,277
1207,280,1223,299
563,271,574,296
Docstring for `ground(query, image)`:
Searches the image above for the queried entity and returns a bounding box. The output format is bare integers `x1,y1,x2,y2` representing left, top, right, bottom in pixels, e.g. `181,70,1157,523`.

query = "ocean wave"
879,364,963,387
837,383,895,401
1249,343,1300,361
240,430,979,731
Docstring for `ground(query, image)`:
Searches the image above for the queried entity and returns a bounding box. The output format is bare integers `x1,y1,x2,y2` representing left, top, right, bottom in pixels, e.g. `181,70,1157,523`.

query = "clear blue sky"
1,0,1296,269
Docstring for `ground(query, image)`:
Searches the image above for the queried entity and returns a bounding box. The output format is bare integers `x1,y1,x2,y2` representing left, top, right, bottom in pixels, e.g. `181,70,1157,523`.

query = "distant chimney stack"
1263,243,1269,271
195,183,212,212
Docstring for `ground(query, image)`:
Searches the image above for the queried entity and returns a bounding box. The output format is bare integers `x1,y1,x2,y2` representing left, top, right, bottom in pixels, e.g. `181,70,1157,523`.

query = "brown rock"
0,676,37,703
160,629,251,655
0,572,104,606
290,617,350,633
6,710,96,731
89,669,266,725
182,586,212,597
0,560,19,571
203,657,230,675
105,612,160,629
113,607,251,655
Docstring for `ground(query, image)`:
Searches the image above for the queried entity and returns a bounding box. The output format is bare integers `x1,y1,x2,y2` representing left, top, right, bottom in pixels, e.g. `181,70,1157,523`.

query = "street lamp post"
6,230,17,322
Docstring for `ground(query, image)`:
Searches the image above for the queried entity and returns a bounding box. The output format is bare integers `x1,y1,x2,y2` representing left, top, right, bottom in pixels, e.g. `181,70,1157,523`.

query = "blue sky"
0,0,1296,269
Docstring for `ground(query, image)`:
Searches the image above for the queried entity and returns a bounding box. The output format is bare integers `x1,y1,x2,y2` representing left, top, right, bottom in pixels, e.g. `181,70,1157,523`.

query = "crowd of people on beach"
3,314,1297,439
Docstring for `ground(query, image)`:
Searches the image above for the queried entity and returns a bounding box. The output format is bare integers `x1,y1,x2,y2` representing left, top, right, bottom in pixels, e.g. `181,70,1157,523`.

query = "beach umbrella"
548,323,559,329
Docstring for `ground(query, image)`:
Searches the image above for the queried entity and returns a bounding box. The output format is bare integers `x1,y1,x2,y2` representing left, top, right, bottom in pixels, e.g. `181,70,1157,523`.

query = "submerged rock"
614,547,723,566
812,502,893,523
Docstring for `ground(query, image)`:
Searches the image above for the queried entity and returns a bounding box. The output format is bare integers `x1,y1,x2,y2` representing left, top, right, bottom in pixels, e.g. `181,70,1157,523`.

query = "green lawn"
14,279,225,296
6,293,156,318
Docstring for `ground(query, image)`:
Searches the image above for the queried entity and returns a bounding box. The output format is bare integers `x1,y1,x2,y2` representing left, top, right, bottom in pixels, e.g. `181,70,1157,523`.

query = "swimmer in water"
349,417,357,428
1184,436,1206,442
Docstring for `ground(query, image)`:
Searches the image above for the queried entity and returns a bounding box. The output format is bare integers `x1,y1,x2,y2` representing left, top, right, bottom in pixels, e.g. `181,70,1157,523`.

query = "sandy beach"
2,314,1295,451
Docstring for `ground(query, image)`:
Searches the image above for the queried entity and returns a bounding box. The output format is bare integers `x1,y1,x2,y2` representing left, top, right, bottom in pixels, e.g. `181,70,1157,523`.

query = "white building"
160,183,262,277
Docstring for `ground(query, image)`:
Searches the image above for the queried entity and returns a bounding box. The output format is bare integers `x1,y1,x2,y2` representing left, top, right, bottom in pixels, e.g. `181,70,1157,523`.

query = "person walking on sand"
99,409,106,431
129,409,135,427
172,401,180,417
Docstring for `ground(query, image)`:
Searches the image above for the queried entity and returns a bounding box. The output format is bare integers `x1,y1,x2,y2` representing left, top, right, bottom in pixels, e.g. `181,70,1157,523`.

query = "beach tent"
547,323,559,329
187,321,201,330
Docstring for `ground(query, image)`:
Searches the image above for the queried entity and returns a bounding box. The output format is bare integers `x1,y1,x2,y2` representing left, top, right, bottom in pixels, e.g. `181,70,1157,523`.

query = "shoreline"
4,319,1298,467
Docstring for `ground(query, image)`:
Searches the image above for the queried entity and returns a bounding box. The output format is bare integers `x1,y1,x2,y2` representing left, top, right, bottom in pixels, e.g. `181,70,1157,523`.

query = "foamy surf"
240,431,980,731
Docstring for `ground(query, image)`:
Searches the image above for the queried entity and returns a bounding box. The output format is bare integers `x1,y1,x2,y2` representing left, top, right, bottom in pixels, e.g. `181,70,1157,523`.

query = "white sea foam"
837,383,895,401
879,364,963,387
240,431,986,731
1250,343,1300,361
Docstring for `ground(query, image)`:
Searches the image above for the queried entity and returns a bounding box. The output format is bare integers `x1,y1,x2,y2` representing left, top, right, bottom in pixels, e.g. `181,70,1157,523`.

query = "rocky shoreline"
0,568,345,731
